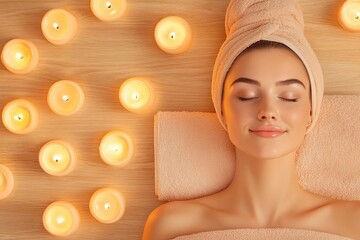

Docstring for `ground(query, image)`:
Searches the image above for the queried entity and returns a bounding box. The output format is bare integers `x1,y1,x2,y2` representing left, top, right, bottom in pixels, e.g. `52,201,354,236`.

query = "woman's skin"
142,47,360,240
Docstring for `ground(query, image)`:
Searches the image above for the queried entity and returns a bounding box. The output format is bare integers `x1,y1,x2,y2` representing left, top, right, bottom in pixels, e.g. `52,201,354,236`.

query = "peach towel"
172,229,352,240
154,95,360,201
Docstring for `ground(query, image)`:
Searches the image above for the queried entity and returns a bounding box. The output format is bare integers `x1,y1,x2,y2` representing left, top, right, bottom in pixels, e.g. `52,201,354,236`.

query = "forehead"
225,47,310,88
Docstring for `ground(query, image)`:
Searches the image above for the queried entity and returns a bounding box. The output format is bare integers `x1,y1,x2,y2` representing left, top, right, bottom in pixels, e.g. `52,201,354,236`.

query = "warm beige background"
0,0,359,239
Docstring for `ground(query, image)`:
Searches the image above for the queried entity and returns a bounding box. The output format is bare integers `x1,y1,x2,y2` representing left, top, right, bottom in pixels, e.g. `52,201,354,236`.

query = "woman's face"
222,47,312,159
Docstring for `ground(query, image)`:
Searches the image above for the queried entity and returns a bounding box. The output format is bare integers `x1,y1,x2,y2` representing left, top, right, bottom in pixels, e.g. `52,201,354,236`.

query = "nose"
257,98,279,121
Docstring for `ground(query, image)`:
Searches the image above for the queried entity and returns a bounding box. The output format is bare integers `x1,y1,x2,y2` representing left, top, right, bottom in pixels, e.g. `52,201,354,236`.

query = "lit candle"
47,80,85,116
1,39,39,74
338,0,360,32
154,16,192,54
90,0,127,21
41,9,77,45
39,140,76,176
2,99,39,135
119,77,154,113
43,201,80,237
99,131,134,167
0,165,14,200
89,187,126,223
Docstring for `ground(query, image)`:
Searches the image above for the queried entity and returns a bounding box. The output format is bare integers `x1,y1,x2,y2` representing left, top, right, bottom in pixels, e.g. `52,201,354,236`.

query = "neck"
226,148,306,227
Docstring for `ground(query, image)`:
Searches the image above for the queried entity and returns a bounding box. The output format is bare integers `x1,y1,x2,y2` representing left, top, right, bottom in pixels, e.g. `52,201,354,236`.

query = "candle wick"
53,155,62,163
53,22,60,30
104,203,111,210
14,114,24,121
16,53,24,60
132,93,139,100
169,32,176,39
106,2,112,8
62,95,70,102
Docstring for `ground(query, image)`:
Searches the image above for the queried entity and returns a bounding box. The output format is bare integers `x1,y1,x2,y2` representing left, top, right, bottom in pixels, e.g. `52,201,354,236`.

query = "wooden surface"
0,0,359,239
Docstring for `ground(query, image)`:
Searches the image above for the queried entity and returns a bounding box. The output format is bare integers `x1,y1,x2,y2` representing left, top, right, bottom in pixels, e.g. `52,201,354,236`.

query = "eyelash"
283,98,298,102
238,97,259,102
238,97,298,102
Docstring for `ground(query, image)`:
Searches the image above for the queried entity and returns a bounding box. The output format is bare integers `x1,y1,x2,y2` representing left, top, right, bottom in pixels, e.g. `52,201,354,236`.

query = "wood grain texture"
0,0,359,239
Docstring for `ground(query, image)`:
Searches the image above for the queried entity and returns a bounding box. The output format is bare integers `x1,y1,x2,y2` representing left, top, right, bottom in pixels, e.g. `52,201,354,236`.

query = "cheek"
223,97,253,126
282,104,310,125
223,100,256,147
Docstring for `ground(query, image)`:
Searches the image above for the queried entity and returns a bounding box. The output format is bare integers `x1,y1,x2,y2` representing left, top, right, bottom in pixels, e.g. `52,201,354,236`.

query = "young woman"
143,0,360,238
142,41,360,240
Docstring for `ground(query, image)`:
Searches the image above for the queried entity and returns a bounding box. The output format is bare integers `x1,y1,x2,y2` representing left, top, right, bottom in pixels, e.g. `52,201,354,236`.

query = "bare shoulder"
327,199,360,239
142,200,208,240
330,199,360,221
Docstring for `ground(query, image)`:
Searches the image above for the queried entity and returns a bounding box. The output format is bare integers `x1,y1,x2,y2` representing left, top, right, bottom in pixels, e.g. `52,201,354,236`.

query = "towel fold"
172,228,352,240
154,95,360,201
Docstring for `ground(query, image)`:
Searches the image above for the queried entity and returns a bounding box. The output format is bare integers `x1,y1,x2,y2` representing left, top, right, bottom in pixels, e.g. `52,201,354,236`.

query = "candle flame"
53,22,60,30
57,217,65,224
111,144,124,155
104,203,111,210
131,92,140,100
355,12,360,20
113,145,120,152
14,113,24,121
53,155,62,163
16,52,24,60
106,1,112,8
169,32,176,39
62,95,70,102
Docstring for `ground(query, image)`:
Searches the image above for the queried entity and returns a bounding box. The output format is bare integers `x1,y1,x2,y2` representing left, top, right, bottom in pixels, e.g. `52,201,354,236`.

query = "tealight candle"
1,39,39,74
41,9,77,45
0,165,14,200
99,131,134,167
119,77,154,113
39,140,76,176
2,99,39,134
338,0,360,32
90,0,127,21
154,16,192,54
47,80,85,116
89,187,126,223
43,201,80,237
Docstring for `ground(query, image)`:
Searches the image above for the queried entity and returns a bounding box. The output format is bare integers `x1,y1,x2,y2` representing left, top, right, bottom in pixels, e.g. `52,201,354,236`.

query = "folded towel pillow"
154,95,360,201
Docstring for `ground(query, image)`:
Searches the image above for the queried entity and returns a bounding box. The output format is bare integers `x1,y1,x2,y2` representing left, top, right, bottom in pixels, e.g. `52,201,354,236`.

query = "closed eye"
280,97,298,102
238,97,258,101
238,97,298,102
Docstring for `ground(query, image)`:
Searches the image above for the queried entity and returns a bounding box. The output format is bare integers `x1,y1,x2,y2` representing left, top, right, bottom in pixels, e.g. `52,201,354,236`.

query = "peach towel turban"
211,0,324,133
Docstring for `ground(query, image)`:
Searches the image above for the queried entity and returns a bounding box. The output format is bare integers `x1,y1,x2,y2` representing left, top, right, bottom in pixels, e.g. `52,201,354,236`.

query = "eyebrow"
230,77,306,89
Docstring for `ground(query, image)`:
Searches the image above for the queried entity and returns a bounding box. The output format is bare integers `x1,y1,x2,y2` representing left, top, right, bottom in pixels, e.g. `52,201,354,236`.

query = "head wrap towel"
211,0,324,134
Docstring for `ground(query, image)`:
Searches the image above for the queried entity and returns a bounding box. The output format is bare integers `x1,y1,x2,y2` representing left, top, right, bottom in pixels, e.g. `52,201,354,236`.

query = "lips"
249,126,286,138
